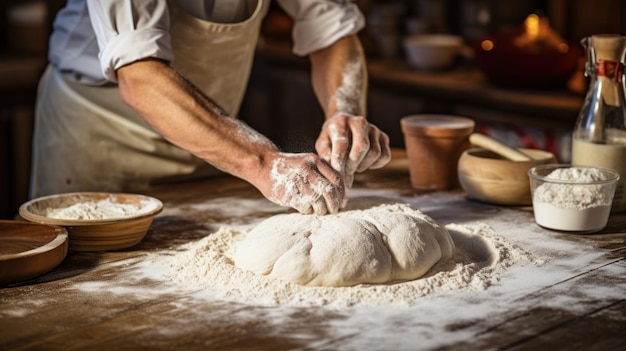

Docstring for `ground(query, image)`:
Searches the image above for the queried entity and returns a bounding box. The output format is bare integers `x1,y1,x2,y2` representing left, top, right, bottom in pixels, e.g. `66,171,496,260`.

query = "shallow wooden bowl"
0,220,68,285
457,148,557,205
19,193,163,251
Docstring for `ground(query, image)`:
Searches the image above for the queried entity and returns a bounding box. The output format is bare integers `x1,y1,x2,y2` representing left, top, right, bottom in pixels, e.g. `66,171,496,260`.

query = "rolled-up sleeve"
276,0,365,56
86,0,173,82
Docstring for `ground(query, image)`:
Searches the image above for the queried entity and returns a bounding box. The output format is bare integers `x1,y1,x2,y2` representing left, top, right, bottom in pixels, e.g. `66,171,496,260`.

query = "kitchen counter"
1,150,625,350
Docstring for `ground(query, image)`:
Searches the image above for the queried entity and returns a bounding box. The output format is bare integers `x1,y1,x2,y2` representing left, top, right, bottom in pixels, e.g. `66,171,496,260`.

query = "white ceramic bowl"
403,34,464,71
19,192,163,251
528,164,620,233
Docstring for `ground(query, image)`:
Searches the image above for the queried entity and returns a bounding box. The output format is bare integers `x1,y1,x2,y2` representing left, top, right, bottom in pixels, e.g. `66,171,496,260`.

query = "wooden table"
1,152,625,350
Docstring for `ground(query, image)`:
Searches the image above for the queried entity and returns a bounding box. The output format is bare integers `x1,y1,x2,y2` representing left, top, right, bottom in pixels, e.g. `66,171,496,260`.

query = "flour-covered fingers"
308,177,344,215
325,118,351,176
321,183,343,214
371,130,392,169
315,136,332,164
346,127,370,174
319,114,367,183
355,125,391,172
267,152,344,215
310,197,329,216
303,173,342,216
342,172,355,190
294,201,314,215
314,158,345,214
316,114,391,188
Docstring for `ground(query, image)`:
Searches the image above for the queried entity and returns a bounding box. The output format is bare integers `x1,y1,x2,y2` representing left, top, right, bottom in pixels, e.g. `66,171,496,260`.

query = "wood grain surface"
1,150,624,350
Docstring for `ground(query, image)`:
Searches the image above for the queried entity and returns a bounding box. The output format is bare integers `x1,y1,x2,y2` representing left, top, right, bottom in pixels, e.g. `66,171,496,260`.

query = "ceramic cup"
401,115,475,190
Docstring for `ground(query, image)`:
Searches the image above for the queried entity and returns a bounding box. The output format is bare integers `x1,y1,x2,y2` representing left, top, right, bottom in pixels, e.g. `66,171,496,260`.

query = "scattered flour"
140,220,536,307
43,196,158,220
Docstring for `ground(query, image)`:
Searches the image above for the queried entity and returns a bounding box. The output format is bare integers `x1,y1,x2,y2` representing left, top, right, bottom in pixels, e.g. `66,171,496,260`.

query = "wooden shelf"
366,59,583,129
244,40,584,153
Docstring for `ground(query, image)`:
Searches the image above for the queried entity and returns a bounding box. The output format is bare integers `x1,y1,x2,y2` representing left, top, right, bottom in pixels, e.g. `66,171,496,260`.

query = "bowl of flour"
528,164,619,233
19,192,163,251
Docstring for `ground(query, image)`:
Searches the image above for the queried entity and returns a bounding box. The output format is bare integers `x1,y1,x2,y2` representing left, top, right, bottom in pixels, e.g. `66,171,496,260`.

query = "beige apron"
31,0,269,198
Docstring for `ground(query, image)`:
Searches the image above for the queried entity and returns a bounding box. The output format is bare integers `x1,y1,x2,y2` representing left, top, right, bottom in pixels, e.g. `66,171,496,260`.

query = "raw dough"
233,197,455,287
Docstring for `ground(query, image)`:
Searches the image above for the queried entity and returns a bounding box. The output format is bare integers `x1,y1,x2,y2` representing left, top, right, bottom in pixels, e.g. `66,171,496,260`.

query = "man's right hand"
260,152,346,215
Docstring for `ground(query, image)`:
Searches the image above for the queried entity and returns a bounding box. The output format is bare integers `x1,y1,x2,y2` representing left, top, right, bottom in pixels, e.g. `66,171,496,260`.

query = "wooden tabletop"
1,151,625,350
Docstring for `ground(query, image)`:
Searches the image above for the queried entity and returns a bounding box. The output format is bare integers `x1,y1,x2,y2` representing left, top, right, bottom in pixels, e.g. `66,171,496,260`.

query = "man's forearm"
116,58,278,183
309,35,368,119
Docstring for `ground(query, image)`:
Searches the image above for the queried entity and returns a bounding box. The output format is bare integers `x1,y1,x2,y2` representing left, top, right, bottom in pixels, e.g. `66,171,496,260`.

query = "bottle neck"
584,56,626,108
595,59,625,83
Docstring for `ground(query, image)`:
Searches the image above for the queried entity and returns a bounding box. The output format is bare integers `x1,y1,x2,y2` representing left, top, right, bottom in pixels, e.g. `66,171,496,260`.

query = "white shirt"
49,0,365,84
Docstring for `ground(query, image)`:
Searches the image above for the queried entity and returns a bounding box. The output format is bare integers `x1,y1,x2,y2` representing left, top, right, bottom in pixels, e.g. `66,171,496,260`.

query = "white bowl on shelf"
403,34,465,71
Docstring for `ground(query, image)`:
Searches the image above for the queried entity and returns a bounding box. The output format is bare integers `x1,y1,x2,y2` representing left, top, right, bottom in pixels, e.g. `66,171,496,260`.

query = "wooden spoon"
469,133,533,161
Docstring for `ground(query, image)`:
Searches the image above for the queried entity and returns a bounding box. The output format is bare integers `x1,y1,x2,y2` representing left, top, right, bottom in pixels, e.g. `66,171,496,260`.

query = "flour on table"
143,200,536,307
234,200,454,287
43,197,158,220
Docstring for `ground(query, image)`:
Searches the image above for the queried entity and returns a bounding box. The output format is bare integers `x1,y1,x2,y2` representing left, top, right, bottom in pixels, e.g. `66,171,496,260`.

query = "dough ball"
233,198,455,287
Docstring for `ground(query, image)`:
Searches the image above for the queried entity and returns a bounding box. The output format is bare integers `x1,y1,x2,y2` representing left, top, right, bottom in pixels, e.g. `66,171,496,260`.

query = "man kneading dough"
31,0,391,215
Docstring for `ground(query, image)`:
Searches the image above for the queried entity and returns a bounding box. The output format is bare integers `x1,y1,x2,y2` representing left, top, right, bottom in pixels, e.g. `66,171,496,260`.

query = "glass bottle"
572,34,626,212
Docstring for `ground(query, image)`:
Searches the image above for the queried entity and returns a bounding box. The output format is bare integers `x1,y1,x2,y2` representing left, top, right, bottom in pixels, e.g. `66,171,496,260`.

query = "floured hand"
262,152,345,215
315,113,391,187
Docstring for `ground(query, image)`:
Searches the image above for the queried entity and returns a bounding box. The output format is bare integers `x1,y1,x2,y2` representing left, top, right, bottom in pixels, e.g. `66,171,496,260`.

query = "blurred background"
1,0,625,219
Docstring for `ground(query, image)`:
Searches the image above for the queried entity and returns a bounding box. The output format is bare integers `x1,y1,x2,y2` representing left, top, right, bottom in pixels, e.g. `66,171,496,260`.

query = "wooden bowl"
0,220,68,285
19,193,163,251
458,148,557,205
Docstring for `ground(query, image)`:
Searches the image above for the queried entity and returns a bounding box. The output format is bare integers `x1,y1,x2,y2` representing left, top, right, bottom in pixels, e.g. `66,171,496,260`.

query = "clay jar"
401,115,475,190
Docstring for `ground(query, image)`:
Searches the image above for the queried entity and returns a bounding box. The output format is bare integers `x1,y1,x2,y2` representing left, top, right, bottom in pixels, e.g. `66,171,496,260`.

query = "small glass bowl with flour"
528,164,620,233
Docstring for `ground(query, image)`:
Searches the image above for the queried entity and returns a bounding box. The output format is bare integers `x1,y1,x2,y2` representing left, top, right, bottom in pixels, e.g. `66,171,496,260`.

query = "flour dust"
41,196,160,220
136,220,537,307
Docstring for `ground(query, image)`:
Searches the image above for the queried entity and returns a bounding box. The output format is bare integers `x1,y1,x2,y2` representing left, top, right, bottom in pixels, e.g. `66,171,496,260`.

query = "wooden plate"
0,220,69,285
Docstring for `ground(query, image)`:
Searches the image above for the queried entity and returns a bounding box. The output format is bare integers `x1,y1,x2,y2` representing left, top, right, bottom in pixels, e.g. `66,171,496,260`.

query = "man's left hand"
315,113,391,187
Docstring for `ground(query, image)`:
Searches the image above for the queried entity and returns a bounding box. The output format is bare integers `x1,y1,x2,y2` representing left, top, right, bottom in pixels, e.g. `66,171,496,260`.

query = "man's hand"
315,113,391,187
259,152,345,215
118,60,344,215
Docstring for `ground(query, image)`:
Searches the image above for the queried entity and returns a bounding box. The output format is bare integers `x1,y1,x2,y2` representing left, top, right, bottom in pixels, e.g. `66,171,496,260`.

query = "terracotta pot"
401,115,475,190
